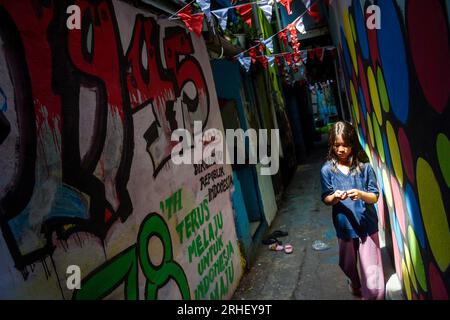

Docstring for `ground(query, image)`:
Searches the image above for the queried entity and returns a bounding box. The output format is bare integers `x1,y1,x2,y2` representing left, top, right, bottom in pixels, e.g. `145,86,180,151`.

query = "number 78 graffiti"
72,213,190,300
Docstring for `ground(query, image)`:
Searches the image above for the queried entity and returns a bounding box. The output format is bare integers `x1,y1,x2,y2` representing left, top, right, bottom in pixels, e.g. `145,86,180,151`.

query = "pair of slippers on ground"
262,230,293,254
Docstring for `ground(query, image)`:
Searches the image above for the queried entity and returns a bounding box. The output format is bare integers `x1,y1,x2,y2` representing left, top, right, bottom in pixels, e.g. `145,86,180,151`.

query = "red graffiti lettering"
67,0,124,118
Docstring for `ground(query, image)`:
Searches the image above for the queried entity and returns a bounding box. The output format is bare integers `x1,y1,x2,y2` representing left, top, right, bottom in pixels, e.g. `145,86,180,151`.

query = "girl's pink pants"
338,233,385,300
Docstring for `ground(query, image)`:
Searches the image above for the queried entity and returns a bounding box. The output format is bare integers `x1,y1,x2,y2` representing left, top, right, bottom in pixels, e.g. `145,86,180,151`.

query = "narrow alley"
0,0,448,302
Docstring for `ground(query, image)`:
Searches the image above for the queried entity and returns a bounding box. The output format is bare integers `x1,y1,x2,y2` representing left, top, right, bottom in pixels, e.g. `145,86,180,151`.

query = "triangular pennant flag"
300,64,306,77
238,55,252,72
301,50,308,64
212,9,229,31
236,4,253,27
315,47,324,61
287,22,296,33
258,42,265,54
289,26,298,44
292,42,301,52
278,0,293,15
275,55,282,66
284,53,292,65
196,0,211,21
295,17,307,34
268,56,276,67
307,1,321,23
263,38,274,53
302,0,311,8
243,57,252,72
178,4,193,19
178,5,205,37
329,47,336,60
259,4,273,23
248,47,257,64
278,30,288,47
257,56,268,69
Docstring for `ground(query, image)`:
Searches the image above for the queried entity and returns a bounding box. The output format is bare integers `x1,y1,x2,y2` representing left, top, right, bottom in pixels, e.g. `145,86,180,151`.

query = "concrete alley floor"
232,137,395,300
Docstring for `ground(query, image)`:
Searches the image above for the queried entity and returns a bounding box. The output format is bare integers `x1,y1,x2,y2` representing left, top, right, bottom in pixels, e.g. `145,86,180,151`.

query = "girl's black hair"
327,121,369,174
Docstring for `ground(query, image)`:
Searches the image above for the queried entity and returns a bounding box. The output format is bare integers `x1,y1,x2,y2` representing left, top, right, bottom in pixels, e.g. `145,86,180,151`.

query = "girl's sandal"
268,243,284,251
284,244,293,254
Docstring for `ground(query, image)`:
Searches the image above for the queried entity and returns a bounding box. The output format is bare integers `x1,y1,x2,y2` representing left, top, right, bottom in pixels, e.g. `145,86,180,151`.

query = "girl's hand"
334,190,348,200
347,189,361,201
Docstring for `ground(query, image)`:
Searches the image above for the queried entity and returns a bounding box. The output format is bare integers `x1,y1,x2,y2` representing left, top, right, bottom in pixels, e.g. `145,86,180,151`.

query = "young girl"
320,121,385,300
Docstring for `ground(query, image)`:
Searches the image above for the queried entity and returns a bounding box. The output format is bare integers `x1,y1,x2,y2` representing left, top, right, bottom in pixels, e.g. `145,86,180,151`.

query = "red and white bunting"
177,4,204,37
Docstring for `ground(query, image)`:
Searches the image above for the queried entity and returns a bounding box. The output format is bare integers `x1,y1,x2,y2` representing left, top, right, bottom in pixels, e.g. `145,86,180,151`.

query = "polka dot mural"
436,133,450,188
376,166,383,193
357,126,366,150
391,176,406,237
416,158,450,273
407,0,450,114
341,29,353,77
382,169,393,209
398,128,414,184
376,181,385,230
377,0,410,124
366,14,380,68
366,112,375,148
358,56,371,115
376,67,390,113
382,131,393,172
365,144,373,168
391,228,403,282
359,88,368,121
402,259,412,300
392,211,403,255
353,0,369,60
404,243,418,293
367,67,382,125
429,263,449,300
349,82,359,124
332,0,450,299
373,113,385,163
386,121,403,187
407,226,427,292
343,9,357,76
405,184,425,249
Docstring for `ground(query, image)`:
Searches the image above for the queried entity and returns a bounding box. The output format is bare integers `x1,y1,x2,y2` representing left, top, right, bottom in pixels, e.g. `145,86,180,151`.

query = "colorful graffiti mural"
0,0,242,299
330,0,449,299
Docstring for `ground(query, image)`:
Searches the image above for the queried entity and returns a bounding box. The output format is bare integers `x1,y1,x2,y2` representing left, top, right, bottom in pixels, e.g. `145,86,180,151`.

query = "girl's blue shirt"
320,161,380,239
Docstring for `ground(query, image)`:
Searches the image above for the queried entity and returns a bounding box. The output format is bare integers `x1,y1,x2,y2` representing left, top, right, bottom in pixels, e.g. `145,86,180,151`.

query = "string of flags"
171,0,327,37
169,1,271,36
170,0,335,83
237,46,336,72
231,0,325,76
232,0,321,58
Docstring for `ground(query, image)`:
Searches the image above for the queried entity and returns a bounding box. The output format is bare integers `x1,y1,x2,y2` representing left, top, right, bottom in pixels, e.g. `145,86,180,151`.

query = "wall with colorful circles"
328,0,449,299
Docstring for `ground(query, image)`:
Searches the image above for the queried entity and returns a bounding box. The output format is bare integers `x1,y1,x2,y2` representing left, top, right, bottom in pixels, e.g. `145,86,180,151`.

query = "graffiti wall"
0,0,243,299
328,0,449,299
